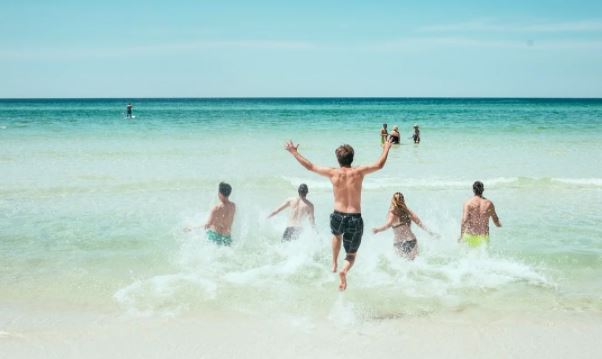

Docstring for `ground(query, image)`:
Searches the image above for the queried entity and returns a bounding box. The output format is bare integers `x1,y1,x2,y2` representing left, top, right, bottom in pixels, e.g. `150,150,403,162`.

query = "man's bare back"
462,197,499,235
461,181,501,244
330,167,365,213
206,201,236,235
285,197,314,226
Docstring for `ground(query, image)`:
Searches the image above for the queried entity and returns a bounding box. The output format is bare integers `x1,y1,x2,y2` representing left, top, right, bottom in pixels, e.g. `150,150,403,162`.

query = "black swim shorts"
330,211,364,253
282,226,302,242
394,239,417,255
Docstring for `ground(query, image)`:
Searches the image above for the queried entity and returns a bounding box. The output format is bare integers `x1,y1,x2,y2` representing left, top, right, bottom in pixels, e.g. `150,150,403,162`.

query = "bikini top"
392,210,411,227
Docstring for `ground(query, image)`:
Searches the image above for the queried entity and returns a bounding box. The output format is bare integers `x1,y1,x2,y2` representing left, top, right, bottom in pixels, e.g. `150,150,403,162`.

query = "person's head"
335,144,354,167
383,123,387,129
473,181,484,196
218,182,232,199
392,125,399,132
390,192,409,217
298,183,308,198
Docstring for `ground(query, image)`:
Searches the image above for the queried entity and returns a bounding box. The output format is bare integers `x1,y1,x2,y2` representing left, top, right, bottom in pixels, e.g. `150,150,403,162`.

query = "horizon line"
1,96,602,100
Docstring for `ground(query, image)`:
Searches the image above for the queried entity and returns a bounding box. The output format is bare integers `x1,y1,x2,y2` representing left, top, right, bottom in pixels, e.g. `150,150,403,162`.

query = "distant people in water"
380,123,388,144
412,124,421,144
204,182,236,246
268,183,315,241
372,192,436,260
285,137,394,290
126,103,133,118
389,126,400,144
460,181,501,247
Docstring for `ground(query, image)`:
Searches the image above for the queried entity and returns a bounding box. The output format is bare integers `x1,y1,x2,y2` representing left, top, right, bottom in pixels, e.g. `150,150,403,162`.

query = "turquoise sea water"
1,98,601,319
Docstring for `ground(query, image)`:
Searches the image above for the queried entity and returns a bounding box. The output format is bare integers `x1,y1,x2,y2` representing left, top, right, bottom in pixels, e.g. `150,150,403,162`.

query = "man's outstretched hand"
285,140,299,154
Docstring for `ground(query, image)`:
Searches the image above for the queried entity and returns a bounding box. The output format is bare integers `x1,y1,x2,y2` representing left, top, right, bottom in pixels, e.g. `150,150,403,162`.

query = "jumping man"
285,138,394,290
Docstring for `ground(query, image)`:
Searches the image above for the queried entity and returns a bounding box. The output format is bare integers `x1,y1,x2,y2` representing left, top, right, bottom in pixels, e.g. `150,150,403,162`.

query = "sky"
1,0,602,98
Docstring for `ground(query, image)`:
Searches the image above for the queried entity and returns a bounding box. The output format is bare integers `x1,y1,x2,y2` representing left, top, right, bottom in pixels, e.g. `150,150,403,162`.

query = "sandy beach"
2,304,602,359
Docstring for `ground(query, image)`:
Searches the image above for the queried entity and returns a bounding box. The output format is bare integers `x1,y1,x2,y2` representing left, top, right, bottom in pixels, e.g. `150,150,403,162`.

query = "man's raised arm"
357,138,393,175
285,140,334,177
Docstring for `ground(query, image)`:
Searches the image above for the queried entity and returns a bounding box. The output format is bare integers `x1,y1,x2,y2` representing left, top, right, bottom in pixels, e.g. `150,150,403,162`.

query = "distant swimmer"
267,183,315,241
389,125,400,144
126,103,133,119
380,123,388,144
204,182,236,246
285,137,394,290
372,192,436,260
460,181,501,247
412,124,421,144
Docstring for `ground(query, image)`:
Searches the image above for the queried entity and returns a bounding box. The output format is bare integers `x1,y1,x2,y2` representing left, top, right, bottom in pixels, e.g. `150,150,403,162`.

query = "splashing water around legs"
338,253,356,291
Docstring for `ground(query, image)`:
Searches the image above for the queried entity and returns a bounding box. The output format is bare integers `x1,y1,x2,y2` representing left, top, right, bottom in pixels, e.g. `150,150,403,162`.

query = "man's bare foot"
338,271,347,291
332,263,337,273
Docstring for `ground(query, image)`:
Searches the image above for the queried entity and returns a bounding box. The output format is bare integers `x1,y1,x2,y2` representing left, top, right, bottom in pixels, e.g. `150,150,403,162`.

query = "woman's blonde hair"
390,192,410,218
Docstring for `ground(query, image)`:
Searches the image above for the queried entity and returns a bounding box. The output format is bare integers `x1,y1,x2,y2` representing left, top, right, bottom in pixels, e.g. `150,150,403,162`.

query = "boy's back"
463,196,494,236
330,167,365,213
208,201,236,235
287,197,313,226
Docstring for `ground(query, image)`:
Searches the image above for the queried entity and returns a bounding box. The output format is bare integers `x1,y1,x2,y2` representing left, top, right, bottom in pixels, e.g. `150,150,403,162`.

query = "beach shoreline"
2,304,601,358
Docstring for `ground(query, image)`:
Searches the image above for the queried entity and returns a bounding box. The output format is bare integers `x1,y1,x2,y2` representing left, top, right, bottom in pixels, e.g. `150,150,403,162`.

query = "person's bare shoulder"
466,198,479,211
350,166,367,176
485,199,496,211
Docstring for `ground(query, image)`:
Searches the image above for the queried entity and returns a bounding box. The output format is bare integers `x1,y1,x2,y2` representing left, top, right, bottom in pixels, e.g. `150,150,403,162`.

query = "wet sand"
2,305,601,359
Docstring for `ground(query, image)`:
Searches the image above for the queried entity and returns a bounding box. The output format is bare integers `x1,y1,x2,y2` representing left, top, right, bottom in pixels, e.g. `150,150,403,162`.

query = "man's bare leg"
338,253,356,291
331,235,342,272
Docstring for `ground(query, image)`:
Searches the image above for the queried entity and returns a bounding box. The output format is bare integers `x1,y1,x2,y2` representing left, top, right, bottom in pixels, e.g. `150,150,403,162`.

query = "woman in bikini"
372,192,436,260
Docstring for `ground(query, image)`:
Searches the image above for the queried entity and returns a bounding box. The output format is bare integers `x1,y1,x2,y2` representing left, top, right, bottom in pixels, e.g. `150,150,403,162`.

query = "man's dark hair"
473,181,484,196
298,183,308,197
335,144,354,167
383,123,387,128
219,182,232,197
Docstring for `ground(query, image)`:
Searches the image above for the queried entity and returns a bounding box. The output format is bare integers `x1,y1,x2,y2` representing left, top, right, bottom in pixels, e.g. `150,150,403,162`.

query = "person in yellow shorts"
460,181,501,247
462,233,489,248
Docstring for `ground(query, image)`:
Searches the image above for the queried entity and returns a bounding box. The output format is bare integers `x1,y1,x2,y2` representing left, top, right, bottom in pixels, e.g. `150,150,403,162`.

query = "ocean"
1,98,601,356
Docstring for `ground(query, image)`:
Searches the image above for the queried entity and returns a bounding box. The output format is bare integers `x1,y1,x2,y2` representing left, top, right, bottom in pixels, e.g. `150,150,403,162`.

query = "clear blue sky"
1,0,602,97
